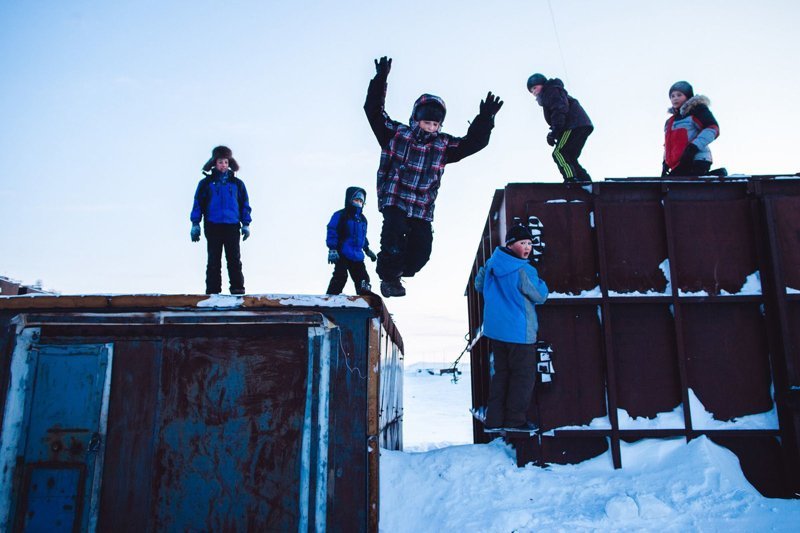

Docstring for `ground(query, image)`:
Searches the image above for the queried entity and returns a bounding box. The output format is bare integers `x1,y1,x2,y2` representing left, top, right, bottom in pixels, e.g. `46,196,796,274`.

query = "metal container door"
13,342,112,533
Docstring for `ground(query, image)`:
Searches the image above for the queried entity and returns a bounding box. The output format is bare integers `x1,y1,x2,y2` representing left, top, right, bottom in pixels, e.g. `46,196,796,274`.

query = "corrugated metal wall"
466,176,800,498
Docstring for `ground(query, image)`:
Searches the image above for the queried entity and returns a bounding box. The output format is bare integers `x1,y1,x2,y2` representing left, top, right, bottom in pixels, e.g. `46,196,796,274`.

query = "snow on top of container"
276,294,370,308
193,294,371,308
196,294,244,307
787,286,800,294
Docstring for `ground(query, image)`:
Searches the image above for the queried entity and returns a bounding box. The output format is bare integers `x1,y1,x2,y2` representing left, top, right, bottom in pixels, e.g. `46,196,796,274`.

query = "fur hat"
202,145,240,172
669,81,694,99
526,73,547,90
505,225,534,245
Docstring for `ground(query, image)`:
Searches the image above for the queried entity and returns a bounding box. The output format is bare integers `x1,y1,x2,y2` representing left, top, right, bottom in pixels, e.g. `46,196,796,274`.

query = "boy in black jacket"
527,73,593,183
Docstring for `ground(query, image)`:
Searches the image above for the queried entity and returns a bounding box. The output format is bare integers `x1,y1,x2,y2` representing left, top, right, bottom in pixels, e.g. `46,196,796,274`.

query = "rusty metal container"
0,294,402,532
466,176,800,498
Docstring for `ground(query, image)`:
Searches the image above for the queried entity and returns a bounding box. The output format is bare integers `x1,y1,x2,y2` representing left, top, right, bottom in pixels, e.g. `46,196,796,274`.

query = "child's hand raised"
479,91,504,118
374,56,392,79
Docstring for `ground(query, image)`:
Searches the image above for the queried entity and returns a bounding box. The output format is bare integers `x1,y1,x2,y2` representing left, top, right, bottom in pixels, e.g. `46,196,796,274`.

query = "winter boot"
357,280,372,295
380,278,406,298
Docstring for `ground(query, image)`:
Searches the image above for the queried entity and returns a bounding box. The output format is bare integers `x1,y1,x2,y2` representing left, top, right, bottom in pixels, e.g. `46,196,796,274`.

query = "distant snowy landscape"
383,363,800,531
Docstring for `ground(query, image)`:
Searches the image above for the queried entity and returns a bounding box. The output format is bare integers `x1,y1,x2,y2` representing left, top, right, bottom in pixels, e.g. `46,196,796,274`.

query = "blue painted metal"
14,344,109,532
21,466,82,532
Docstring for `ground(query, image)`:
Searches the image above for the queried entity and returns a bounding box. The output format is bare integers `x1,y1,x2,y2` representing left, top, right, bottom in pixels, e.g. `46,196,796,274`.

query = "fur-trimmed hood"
670,95,711,117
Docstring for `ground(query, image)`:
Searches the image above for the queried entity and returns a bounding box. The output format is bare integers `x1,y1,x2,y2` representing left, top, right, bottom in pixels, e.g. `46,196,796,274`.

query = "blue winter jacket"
475,247,549,344
326,187,370,262
190,169,252,225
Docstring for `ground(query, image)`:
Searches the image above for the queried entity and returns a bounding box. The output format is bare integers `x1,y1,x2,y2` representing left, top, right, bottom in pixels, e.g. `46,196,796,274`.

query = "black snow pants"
326,257,371,295
485,339,538,428
204,222,245,294
376,206,433,281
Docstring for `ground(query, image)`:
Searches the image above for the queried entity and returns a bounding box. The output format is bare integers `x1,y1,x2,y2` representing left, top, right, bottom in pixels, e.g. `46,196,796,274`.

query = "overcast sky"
1,1,798,363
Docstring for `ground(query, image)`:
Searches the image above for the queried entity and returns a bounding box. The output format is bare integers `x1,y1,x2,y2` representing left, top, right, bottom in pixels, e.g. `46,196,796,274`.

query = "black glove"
374,56,392,81
328,249,339,264
679,144,699,168
479,91,503,118
547,132,557,147
364,247,377,262
661,161,671,177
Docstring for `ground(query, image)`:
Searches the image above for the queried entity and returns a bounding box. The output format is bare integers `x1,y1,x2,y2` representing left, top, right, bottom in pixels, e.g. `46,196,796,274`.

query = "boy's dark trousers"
670,159,712,177
552,126,593,182
485,339,537,428
204,222,245,294
376,206,433,281
327,257,371,295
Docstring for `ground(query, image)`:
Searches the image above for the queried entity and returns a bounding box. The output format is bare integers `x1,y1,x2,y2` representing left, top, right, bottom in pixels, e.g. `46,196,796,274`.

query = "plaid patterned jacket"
364,77,493,221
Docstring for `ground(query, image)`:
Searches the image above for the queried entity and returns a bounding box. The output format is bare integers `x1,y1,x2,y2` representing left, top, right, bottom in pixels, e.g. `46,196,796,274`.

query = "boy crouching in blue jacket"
326,186,377,295
475,225,549,430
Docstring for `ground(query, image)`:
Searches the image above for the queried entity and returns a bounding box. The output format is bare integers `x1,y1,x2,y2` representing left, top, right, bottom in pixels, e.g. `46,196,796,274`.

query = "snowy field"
383,363,800,532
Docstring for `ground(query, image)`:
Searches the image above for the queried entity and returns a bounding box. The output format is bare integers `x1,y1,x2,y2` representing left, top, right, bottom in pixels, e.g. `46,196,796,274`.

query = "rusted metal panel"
467,177,800,496
503,183,597,294
682,303,773,420
535,304,606,430
97,339,160,532
597,193,669,294
0,299,403,531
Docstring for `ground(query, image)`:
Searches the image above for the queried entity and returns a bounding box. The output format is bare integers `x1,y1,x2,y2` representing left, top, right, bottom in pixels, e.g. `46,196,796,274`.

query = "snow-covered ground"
383,363,800,531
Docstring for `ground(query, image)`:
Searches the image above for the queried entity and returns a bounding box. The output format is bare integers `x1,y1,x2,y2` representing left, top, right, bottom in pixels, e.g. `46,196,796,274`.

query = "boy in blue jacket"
326,186,377,295
190,146,252,295
475,225,549,430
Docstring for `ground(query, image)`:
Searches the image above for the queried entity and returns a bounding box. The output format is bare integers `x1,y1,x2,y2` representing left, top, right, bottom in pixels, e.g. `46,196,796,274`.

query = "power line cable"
547,0,571,85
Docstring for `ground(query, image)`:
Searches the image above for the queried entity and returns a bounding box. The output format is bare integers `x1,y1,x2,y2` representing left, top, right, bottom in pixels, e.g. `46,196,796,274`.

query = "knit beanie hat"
526,73,547,90
414,101,445,123
202,145,240,172
352,190,366,205
505,225,534,245
668,81,694,99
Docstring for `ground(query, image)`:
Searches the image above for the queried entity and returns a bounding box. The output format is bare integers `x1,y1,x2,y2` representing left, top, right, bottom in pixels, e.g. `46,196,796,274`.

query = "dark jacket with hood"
326,186,370,262
536,78,592,135
190,168,252,226
365,76,494,222
663,95,719,170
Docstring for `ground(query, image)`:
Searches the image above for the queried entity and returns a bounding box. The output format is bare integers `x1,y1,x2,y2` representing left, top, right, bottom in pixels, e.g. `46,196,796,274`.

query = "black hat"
202,145,240,172
414,102,445,123
505,225,534,245
526,73,547,90
669,81,694,99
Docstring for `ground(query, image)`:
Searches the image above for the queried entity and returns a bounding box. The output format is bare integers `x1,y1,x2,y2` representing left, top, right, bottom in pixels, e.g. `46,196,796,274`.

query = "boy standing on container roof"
527,73,593,183
190,145,252,295
475,225,549,431
662,81,720,177
325,186,377,296
365,56,503,298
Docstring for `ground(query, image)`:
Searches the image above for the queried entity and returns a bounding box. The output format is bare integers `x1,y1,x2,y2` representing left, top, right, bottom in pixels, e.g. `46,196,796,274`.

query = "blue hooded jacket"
326,186,370,262
475,247,549,344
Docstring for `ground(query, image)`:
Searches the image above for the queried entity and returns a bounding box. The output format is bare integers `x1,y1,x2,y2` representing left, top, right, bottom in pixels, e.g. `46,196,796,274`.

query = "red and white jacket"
663,95,719,170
